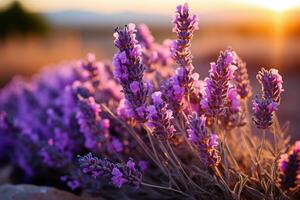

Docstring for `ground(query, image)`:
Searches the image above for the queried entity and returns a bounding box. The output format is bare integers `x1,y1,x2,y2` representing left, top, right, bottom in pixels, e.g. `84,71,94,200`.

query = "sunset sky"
1,0,300,13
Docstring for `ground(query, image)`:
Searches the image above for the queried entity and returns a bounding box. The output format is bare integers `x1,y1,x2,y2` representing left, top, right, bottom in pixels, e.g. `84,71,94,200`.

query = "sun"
247,0,299,12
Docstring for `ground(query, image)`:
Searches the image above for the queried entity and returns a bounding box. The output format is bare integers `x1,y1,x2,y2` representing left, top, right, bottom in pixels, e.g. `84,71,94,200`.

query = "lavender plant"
252,68,283,129
78,153,142,188
233,53,252,99
187,113,220,168
146,91,175,140
0,3,299,200
201,48,237,117
113,23,150,121
278,141,300,191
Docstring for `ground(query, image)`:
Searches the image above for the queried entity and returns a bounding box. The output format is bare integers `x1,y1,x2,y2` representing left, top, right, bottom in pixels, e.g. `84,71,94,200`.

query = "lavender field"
0,1,299,200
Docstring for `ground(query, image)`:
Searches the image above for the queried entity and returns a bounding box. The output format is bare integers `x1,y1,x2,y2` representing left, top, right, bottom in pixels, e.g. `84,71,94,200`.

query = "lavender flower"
201,49,237,117
136,24,154,49
138,160,148,172
233,54,252,99
146,92,176,140
0,111,8,130
67,179,81,190
113,23,150,121
172,3,198,69
39,144,72,168
78,153,114,179
81,53,100,80
154,39,173,67
257,68,284,103
117,98,133,120
76,96,110,150
221,88,245,129
109,137,123,153
252,68,283,129
252,97,278,129
171,3,199,93
136,24,173,69
278,141,300,191
161,76,185,111
187,113,220,167
136,24,157,69
78,153,142,188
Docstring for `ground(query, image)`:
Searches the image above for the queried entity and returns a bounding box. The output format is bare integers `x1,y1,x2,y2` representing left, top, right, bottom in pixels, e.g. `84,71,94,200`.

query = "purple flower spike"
78,153,142,188
136,24,154,49
233,53,252,99
146,91,176,140
113,23,150,121
257,68,284,103
187,113,220,167
252,97,277,129
111,167,127,188
81,53,99,79
138,160,148,172
0,111,8,130
253,67,283,129
278,141,300,191
201,49,237,117
78,153,115,179
221,88,245,129
76,96,110,149
67,179,81,190
161,76,185,111
171,3,199,93
227,88,240,113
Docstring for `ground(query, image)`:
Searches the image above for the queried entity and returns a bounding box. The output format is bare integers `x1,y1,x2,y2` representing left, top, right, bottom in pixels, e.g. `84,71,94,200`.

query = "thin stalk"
224,134,240,170
158,140,186,190
257,130,266,162
272,125,278,155
144,127,168,175
141,182,194,199
214,166,234,195
243,99,252,134
166,141,190,180
240,128,256,165
217,120,230,183
101,104,159,167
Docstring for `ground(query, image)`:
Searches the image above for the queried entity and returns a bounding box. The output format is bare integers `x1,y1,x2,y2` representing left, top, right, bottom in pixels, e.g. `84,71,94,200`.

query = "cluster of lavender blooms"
0,2,299,199
187,113,220,167
233,54,252,99
76,96,111,150
0,54,135,189
78,153,142,188
252,68,284,129
201,49,237,117
136,24,173,69
278,141,300,191
162,3,200,112
146,92,175,140
170,3,199,91
113,24,151,121
221,88,245,129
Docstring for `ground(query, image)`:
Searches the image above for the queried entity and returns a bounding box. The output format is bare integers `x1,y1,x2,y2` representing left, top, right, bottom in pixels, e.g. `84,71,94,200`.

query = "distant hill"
43,11,170,27
42,8,300,38
42,8,300,29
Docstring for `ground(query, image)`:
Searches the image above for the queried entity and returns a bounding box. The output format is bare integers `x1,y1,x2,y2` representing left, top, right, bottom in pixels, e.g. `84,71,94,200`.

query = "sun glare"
248,0,299,12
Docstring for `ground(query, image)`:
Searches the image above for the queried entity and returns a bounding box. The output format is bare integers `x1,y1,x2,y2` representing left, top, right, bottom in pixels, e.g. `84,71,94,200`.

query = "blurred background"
0,0,299,139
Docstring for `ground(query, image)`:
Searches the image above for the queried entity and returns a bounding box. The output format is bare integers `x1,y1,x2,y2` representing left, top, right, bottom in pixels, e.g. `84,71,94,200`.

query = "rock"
0,184,96,200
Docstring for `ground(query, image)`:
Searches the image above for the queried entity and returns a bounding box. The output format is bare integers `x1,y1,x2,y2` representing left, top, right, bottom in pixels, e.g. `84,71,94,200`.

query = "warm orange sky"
1,0,300,13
